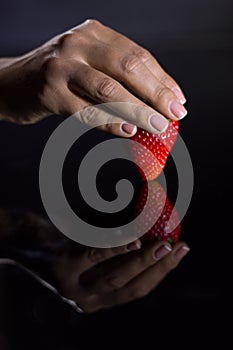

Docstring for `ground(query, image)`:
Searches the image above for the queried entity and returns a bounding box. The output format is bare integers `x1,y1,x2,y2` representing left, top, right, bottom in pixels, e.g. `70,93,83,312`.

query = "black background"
0,1,233,349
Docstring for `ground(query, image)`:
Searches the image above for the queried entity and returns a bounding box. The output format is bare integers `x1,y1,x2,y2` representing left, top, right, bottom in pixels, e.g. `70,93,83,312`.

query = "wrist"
0,56,24,122
0,57,20,69
0,51,48,124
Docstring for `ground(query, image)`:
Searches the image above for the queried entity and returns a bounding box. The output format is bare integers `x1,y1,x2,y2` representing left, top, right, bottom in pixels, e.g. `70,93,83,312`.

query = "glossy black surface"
0,46,232,350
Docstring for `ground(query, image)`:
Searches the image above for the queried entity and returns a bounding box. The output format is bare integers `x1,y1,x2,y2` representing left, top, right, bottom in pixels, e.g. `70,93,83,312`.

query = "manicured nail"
150,114,169,133
121,123,137,135
154,244,172,260
126,240,141,251
172,87,186,104
173,246,190,262
170,100,187,119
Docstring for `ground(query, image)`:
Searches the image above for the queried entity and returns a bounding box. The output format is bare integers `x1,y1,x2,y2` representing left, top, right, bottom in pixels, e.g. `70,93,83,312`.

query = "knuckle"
84,18,101,29
132,46,151,62
101,119,121,135
121,54,141,73
78,106,96,125
42,56,61,74
96,78,118,99
154,85,172,101
160,74,175,88
59,32,75,48
61,28,88,47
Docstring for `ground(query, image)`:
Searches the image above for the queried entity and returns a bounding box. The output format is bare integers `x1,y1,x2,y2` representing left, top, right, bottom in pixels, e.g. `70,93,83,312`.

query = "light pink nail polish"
121,123,136,135
126,240,141,251
170,100,187,119
173,246,190,261
150,114,169,132
154,244,172,260
172,88,186,104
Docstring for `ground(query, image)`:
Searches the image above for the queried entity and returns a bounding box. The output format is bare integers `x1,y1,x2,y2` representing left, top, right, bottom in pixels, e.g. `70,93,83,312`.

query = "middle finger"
85,43,187,121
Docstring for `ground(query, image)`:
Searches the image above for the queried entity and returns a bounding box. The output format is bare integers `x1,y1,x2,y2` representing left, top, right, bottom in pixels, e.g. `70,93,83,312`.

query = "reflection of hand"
53,178,189,313
0,19,186,135
0,209,189,314
55,240,189,313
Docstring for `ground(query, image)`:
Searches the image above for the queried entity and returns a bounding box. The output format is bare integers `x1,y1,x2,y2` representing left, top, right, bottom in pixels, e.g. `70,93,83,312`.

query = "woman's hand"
54,239,190,313
0,209,190,314
0,19,187,136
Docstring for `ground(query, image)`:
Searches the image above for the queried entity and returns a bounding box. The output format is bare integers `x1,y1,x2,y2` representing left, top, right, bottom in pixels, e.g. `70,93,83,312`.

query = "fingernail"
172,88,186,104
121,123,137,135
149,114,169,133
170,100,187,119
154,244,172,260
173,246,190,262
126,240,141,251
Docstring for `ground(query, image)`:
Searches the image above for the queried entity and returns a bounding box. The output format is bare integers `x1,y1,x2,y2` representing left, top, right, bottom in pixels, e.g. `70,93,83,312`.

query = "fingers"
61,92,137,138
47,58,170,136
76,101,169,136
67,60,169,135
142,57,186,104
84,44,187,121
76,20,187,114
52,239,141,309
63,241,189,313
100,242,190,308
88,21,186,103
79,239,142,273
40,20,188,135
82,240,172,294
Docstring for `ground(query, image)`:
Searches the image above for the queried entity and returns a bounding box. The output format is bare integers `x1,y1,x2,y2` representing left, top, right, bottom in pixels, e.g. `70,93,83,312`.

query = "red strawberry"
134,181,181,244
130,120,179,181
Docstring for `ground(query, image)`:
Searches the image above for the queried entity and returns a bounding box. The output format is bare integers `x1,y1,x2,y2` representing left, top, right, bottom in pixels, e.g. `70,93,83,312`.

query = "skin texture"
0,20,189,313
0,209,190,313
55,240,190,313
0,19,187,136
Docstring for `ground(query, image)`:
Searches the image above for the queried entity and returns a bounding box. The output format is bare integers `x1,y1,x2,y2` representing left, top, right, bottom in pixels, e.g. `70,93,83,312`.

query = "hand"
0,19,187,136
53,239,190,313
0,209,189,314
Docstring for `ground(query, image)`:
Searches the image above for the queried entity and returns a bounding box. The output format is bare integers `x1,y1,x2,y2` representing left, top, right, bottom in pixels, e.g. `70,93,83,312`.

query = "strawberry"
134,181,181,244
130,120,179,181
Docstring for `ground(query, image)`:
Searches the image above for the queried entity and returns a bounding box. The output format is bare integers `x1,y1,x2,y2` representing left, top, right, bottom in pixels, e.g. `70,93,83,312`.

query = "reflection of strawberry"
130,121,179,181
134,181,181,244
